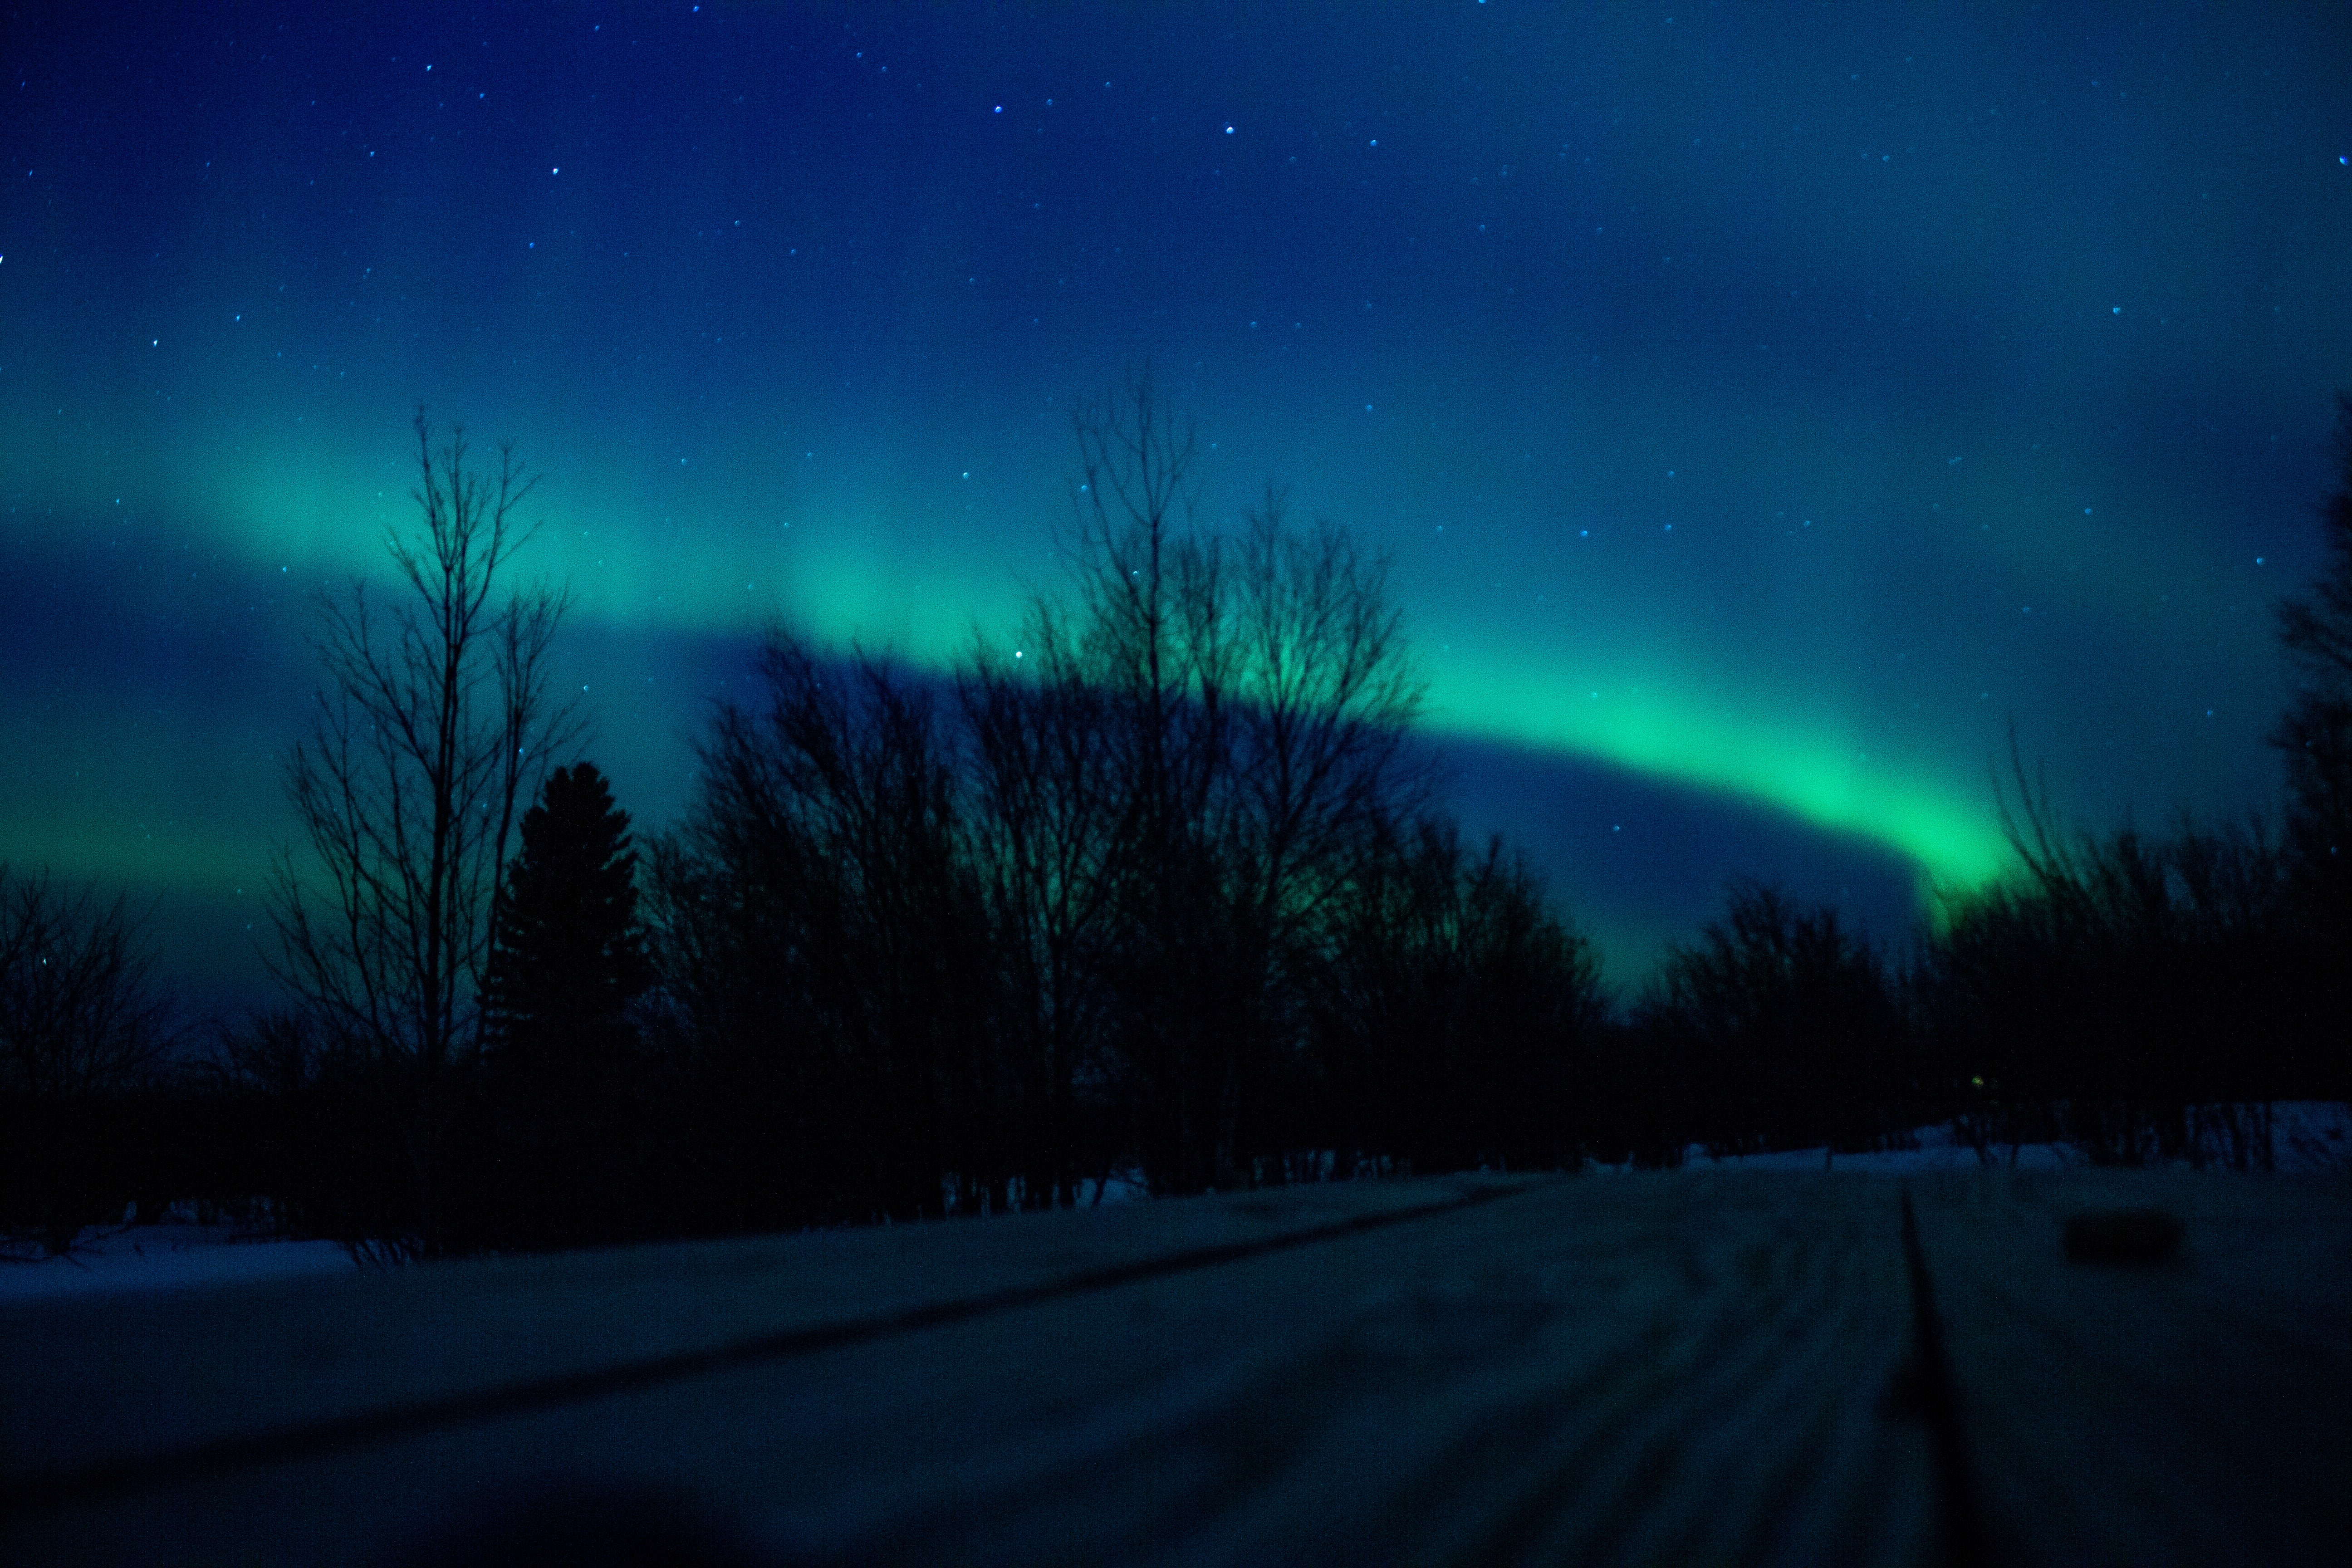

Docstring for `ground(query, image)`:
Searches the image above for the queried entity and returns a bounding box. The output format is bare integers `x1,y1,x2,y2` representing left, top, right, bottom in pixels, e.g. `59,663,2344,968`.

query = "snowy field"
1642,1097,2352,1176
0,1209,356,1303
5,1102,2344,1305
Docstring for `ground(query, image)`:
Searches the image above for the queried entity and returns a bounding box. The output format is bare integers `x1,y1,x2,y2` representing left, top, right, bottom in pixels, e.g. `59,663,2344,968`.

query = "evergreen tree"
484,762,653,1069
471,762,655,1248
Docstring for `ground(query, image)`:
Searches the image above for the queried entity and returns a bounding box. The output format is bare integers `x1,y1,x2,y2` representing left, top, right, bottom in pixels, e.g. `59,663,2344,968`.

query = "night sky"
4,3,2348,1019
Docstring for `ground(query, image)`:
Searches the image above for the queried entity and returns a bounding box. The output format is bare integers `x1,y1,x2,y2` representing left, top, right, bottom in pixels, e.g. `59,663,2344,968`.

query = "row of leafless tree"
6,388,2347,1256
0,386,1599,1255
0,867,176,1253
626,381,1603,1237
1608,394,2352,1170
1621,791,2348,1174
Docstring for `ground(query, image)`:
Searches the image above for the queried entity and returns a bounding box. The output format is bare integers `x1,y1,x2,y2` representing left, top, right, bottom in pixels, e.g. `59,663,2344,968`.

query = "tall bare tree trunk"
269,411,577,1256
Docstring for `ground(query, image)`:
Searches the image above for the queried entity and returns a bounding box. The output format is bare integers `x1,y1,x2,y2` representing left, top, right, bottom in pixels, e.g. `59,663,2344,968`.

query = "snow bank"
0,1220,356,1304
5,1103,2341,1303
1612,1099,2352,1177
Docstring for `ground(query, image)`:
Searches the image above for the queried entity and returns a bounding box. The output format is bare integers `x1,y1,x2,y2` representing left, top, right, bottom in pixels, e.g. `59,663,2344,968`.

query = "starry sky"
4,2,2348,1020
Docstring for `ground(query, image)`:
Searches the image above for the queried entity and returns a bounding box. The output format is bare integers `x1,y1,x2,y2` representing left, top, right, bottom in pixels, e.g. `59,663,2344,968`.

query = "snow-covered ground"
0,1212,356,1302
5,1103,2344,1304
1632,1098,2352,1176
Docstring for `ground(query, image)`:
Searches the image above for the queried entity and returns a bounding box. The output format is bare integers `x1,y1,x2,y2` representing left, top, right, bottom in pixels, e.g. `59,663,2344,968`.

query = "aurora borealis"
4,3,2348,1017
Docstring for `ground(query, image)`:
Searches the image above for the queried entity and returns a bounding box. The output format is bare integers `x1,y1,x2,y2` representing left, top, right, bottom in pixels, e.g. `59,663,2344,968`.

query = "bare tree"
1067,373,1232,857
2274,391,2352,941
269,412,578,1254
1228,488,1426,926
0,866,171,1102
1056,377,1235,1193
954,436,1426,1203
0,865,174,1253
1641,879,1901,1166
1049,377,1428,1193
1223,490,1428,1169
960,606,1127,1208
1917,731,2324,1168
644,634,995,1229
1310,819,1600,1177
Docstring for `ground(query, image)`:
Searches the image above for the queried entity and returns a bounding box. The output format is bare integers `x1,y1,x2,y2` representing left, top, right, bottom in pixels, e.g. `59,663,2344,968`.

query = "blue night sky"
3,2,2348,1018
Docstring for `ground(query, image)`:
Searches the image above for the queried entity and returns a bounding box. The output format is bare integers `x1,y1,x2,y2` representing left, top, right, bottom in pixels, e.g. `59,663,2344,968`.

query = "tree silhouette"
1910,735,2325,1167
1309,817,1600,1176
632,381,1486,1213
2274,391,2352,949
960,615,1127,1210
1057,376,1427,1195
482,762,652,1071
0,865,173,1253
474,761,652,1248
644,638,1000,1230
1058,376,1238,1196
269,412,579,1255
0,866,171,1107
1640,880,1902,1163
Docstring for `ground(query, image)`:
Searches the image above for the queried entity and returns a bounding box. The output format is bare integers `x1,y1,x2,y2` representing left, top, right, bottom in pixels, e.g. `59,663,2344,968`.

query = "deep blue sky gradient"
3,2,2347,1017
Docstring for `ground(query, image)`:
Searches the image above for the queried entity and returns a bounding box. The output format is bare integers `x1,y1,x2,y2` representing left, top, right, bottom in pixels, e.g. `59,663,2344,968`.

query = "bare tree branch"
266,411,579,1252
0,865,172,1102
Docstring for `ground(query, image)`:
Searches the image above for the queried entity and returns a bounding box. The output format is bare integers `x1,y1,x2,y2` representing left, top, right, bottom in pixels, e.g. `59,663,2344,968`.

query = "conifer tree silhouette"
484,762,652,1070
478,762,652,1247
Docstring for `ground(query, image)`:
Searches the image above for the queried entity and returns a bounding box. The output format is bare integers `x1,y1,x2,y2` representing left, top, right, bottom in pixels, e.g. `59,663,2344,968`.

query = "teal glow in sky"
4,2,2347,1010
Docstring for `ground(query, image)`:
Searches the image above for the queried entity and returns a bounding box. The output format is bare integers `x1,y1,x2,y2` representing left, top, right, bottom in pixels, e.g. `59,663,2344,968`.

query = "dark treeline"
5,390,2347,1259
615,379,1606,1237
